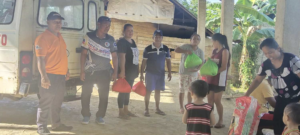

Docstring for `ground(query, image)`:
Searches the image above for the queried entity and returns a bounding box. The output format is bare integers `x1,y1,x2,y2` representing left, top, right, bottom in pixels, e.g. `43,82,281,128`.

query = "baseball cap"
98,16,111,23
153,30,163,37
47,12,65,20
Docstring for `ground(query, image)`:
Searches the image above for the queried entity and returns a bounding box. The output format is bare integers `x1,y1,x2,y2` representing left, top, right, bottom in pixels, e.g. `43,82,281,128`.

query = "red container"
112,78,131,93
132,81,147,96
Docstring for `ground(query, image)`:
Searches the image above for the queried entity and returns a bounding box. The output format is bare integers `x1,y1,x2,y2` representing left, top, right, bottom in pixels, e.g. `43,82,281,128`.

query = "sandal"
155,110,166,116
214,124,225,129
144,111,150,117
127,112,137,117
118,114,130,120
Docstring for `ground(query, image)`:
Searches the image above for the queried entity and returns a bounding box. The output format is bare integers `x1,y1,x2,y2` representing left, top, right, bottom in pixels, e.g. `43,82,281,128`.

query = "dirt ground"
0,74,236,135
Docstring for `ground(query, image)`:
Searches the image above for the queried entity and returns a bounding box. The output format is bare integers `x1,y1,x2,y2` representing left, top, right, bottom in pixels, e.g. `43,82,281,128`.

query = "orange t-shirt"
35,29,68,75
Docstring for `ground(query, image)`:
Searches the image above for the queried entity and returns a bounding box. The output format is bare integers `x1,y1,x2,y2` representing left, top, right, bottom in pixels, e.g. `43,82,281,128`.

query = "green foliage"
239,41,260,89
234,4,275,26
232,44,243,87
236,0,256,7
232,41,260,88
206,3,221,32
248,28,275,40
255,0,277,15
177,0,198,17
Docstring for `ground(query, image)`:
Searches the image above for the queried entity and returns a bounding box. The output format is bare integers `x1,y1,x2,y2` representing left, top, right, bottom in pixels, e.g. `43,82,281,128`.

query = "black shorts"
208,84,225,93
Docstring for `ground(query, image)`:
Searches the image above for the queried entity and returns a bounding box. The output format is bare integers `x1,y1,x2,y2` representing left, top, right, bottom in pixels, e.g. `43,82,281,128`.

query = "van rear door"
0,0,21,95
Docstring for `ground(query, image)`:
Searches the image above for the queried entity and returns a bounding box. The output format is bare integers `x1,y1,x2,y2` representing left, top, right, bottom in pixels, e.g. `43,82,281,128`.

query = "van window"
38,0,84,30
88,1,97,31
0,0,16,24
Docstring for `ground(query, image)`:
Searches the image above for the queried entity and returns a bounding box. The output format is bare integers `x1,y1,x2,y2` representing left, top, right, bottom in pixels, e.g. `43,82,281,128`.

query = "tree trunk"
239,38,249,89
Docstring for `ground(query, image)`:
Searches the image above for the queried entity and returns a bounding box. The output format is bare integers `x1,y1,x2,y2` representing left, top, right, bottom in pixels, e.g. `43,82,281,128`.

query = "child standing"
140,30,172,117
182,80,215,135
282,103,300,135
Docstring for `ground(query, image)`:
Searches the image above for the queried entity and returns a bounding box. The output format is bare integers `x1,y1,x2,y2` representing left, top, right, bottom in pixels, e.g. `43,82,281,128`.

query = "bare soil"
0,74,236,135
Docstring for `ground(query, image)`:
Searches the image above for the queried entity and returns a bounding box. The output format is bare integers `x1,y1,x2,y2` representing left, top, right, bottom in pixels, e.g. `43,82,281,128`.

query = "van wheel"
64,86,80,102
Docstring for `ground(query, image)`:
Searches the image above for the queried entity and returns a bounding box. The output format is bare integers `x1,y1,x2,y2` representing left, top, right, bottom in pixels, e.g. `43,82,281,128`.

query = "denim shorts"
145,72,165,91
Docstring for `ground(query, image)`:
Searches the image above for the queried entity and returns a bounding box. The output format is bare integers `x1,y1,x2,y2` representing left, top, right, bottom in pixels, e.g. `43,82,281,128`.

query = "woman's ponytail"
212,33,230,52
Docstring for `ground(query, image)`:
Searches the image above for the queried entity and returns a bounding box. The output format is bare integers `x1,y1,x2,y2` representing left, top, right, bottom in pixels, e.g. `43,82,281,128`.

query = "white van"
0,0,105,100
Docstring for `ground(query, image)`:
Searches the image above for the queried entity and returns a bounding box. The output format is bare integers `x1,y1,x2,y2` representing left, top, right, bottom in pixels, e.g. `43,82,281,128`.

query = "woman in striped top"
182,80,215,135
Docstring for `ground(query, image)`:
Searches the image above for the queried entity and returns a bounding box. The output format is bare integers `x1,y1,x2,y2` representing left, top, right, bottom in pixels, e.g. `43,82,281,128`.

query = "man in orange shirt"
35,12,72,134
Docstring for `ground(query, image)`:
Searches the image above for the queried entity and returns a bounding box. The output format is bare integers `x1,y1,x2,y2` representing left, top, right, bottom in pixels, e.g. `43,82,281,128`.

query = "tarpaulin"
106,0,175,25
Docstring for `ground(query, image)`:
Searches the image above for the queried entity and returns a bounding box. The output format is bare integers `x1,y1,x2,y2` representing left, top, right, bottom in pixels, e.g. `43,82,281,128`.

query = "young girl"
245,38,300,135
175,33,204,114
206,33,230,128
182,80,215,135
282,103,300,135
117,24,139,119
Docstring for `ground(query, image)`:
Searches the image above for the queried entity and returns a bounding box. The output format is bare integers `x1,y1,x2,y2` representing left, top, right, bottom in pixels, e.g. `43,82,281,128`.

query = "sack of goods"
132,81,147,96
228,96,261,135
112,78,131,93
199,58,218,76
184,53,202,68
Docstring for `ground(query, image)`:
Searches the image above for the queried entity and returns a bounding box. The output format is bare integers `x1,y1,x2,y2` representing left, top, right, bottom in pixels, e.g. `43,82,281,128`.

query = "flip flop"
214,124,225,129
144,111,150,117
118,114,130,120
127,112,137,117
155,110,166,116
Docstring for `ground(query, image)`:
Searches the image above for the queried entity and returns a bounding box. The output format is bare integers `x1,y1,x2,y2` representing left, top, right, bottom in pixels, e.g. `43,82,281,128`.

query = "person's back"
185,103,213,134
251,80,274,114
182,80,215,135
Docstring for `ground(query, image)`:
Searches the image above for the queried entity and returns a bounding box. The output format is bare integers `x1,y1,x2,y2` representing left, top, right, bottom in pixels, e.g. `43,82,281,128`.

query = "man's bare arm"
37,56,50,89
80,49,88,81
140,59,147,81
37,56,47,79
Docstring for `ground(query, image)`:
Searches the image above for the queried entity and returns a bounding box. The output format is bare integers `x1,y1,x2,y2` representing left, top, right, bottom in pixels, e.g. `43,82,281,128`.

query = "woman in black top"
245,38,300,135
117,24,139,119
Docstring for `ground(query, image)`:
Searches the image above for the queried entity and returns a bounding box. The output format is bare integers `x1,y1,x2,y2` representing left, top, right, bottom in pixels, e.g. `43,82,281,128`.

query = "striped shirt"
185,103,213,135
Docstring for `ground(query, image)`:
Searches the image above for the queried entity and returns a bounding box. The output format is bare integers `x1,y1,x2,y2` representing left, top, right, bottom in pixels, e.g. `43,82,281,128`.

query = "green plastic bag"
184,53,202,68
200,58,218,76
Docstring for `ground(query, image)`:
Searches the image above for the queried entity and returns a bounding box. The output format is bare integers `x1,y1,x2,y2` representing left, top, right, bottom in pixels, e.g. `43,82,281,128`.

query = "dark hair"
190,32,201,40
123,24,133,32
285,103,300,124
190,80,208,98
259,38,283,52
212,33,230,51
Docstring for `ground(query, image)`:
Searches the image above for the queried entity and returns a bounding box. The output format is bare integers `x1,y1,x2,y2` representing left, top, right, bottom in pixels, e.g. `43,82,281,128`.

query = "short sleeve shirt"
81,31,117,72
143,44,170,75
117,38,139,79
179,44,204,76
251,80,274,114
257,53,300,100
35,29,68,75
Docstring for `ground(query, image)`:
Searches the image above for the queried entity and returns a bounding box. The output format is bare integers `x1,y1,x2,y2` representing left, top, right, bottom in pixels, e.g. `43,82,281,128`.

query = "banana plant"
234,0,275,88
